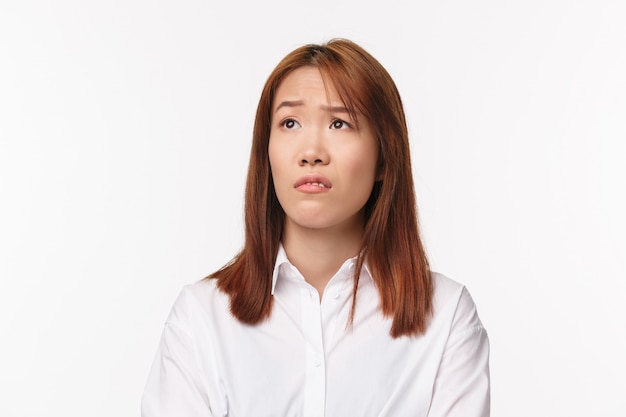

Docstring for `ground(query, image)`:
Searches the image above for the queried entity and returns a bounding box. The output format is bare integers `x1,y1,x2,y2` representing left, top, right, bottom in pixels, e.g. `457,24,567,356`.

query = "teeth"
306,182,325,188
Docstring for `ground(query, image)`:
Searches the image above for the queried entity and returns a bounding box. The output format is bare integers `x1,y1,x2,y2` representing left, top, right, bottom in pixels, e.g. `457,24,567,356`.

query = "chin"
285,212,333,229
290,219,333,230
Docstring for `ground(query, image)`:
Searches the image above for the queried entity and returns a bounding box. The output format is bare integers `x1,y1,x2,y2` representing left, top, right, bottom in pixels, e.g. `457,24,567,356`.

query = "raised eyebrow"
274,100,304,113
321,105,350,114
274,101,351,114
324,105,360,128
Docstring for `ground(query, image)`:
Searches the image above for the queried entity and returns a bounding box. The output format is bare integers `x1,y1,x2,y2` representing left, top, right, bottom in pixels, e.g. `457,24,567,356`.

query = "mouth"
294,174,332,191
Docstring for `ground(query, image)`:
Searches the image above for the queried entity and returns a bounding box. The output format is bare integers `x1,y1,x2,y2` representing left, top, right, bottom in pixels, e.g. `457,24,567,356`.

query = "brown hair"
207,39,432,337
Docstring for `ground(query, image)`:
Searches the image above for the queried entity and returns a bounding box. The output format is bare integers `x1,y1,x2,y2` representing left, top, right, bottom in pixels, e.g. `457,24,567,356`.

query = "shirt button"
333,292,340,300
313,360,321,367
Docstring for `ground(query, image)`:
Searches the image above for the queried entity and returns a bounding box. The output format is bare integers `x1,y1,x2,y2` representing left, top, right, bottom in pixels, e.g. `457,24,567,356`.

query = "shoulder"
430,271,486,337
431,272,478,309
183,277,226,302
165,278,234,329
431,271,468,307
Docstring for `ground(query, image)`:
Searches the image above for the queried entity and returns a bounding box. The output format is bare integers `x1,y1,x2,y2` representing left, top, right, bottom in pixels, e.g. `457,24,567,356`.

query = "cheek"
268,140,289,187
346,146,379,183
267,140,279,174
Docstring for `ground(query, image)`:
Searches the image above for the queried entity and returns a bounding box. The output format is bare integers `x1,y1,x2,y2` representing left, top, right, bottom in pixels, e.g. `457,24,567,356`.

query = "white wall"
1,1,624,416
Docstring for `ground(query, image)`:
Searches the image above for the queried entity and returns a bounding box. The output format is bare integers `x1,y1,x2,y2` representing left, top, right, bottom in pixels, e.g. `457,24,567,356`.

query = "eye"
281,119,300,129
330,119,351,130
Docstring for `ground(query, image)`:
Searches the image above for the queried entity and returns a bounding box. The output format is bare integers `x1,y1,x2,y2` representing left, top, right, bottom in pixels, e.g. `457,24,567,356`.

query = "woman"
142,39,490,417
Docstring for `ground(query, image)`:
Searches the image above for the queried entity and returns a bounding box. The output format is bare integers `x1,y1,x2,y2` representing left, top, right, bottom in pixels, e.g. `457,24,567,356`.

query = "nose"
298,128,329,166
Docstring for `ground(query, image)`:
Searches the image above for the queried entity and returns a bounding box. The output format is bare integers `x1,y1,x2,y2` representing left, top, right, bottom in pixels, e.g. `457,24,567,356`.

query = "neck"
282,217,363,298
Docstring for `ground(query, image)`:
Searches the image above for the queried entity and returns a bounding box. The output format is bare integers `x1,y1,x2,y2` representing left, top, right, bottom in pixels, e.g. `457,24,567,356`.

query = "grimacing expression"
268,66,379,234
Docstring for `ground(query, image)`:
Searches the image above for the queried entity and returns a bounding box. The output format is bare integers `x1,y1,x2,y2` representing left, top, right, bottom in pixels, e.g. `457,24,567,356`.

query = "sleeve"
428,287,491,417
141,288,216,417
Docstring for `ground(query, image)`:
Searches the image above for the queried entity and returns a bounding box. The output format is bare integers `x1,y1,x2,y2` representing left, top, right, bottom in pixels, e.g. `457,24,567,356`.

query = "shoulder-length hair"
208,39,432,338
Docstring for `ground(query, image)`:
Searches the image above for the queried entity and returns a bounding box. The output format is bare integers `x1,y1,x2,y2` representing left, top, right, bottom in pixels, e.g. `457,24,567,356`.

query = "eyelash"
279,118,352,130
330,119,352,129
281,119,300,129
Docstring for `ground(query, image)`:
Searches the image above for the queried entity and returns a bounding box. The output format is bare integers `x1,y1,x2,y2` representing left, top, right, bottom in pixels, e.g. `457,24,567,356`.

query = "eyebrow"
274,100,303,113
321,105,350,113
274,100,351,114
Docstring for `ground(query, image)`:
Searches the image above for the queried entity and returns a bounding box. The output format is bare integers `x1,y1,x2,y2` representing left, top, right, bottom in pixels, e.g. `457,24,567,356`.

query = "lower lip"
295,184,331,194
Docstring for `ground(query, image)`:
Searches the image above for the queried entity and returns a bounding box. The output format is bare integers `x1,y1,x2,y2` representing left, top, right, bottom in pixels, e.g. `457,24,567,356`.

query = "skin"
268,67,379,298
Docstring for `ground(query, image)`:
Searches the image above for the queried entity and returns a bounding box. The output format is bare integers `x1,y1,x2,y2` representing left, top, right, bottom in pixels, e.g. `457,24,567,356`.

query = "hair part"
207,38,433,338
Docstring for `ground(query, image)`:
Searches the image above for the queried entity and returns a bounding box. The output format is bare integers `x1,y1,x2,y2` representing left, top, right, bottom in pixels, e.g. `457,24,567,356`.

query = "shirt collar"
271,244,291,295
270,243,374,295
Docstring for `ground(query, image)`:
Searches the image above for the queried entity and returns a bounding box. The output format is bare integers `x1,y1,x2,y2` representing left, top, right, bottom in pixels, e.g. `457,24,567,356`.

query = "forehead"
273,67,342,108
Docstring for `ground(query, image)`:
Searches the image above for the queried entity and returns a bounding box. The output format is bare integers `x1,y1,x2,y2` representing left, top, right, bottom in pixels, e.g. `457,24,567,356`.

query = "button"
333,292,340,300
313,360,321,367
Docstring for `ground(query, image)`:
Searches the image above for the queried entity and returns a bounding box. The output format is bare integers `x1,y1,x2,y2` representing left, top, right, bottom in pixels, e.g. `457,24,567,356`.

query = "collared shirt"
141,246,490,417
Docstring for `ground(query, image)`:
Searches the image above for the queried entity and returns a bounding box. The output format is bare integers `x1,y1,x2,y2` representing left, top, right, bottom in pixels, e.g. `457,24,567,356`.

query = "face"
268,66,379,235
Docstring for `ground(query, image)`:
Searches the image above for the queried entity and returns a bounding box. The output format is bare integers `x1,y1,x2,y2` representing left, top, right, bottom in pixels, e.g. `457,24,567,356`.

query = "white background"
1,1,625,416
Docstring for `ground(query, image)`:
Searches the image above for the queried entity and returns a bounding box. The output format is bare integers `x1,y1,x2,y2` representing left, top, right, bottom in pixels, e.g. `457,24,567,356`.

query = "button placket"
320,267,353,357
300,286,326,417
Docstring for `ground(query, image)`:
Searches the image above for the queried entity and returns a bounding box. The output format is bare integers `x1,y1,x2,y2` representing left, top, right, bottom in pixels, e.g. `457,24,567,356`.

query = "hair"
207,39,432,338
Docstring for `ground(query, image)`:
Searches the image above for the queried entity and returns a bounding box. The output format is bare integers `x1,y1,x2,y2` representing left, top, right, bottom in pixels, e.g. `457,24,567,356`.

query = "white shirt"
142,247,490,417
